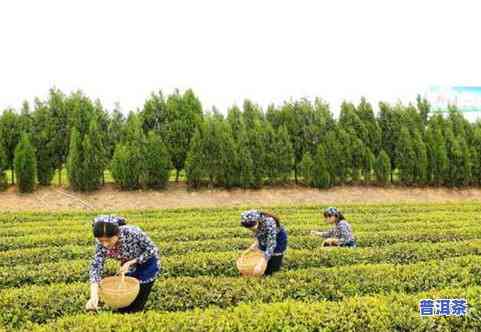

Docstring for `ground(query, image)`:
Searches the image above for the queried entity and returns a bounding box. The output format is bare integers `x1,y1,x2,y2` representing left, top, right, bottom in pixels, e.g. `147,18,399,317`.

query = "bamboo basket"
323,238,339,247
236,249,267,277
99,275,140,309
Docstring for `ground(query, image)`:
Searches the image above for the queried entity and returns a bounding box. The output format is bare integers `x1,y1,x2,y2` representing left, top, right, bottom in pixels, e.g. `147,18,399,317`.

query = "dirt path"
1,183,481,213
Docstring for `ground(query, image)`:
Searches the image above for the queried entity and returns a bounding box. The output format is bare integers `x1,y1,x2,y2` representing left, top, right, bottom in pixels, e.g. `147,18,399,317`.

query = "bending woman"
85,215,160,313
240,210,288,276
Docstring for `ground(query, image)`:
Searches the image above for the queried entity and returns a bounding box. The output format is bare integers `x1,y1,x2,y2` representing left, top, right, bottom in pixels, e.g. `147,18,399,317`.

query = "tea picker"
85,215,161,313
238,210,288,277
311,207,357,248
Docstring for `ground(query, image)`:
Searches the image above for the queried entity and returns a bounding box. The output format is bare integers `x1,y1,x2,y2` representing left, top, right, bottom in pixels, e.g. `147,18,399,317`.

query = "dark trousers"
117,280,155,314
264,255,284,276
341,240,357,248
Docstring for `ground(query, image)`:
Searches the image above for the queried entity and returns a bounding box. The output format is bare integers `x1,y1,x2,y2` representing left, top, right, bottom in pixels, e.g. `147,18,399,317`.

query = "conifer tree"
237,128,255,189
82,118,106,191
300,151,314,186
374,150,391,186
31,99,56,185
412,130,428,185
185,128,204,188
396,127,416,185
312,144,331,189
66,128,83,191
431,129,449,186
0,109,20,184
362,147,375,184
144,131,171,189
110,144,130,190
275,125,294,183
246,120,267,188
0,143,7,190
14,133,37,193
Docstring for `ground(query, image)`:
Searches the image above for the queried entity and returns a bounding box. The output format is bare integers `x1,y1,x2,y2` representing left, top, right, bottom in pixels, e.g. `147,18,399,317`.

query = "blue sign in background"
427,86,481,113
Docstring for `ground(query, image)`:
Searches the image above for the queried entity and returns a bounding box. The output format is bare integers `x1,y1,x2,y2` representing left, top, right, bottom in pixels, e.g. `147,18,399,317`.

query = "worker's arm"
86,243,106,310
311,227,335,238
85,283,100,310
89,243,106,284
262,220,277,260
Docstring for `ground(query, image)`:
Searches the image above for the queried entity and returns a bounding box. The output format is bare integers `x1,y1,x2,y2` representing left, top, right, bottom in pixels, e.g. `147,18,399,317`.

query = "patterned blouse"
320,220,355,245
255,215,286,259
89,225,161,284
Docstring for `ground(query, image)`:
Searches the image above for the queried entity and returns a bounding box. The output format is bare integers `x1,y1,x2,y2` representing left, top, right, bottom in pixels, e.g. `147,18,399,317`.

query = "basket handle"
243,241,258,256
116,271,126,289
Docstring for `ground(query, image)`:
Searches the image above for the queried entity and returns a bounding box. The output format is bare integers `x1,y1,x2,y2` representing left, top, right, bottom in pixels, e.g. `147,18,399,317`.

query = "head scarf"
91,215,126,228
324,207,340,218
240,210,262,228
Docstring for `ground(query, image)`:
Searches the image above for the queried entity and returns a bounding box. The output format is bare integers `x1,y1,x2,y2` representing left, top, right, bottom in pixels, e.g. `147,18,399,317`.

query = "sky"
1,0,481,118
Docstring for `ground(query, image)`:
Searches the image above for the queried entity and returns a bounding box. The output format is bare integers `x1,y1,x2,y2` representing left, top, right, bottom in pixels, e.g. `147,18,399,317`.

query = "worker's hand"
119,259,137,275
310,230,322,236
253,259,266,275
85,295,99,311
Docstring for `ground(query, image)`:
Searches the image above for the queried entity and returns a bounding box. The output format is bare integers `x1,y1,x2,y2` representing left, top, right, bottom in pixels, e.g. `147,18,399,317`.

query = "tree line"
0,88,479,193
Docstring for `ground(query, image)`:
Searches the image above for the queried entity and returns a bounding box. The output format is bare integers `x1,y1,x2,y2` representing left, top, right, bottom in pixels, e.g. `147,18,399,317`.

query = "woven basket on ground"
236,249,267,277
99,275,140,309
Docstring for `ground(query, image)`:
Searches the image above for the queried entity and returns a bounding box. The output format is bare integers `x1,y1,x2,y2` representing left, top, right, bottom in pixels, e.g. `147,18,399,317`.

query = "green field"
1,203,479,331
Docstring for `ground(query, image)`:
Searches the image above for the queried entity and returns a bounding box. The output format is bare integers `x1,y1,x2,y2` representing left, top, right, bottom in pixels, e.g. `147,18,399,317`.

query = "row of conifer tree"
1,88,479,193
